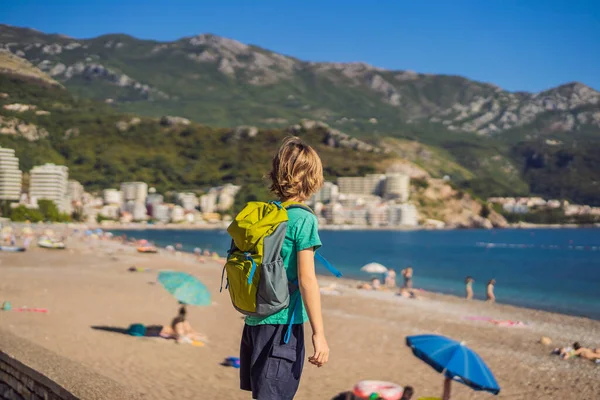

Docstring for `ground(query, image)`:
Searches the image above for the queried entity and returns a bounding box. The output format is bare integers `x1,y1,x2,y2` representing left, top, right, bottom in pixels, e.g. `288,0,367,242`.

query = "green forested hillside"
0,74,389,204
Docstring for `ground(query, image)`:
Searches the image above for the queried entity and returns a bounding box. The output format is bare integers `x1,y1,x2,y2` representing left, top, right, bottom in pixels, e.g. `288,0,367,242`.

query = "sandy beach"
1,235,599,400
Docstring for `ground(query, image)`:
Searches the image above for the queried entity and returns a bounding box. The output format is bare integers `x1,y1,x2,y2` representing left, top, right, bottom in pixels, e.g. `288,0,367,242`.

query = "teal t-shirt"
245,208,322,326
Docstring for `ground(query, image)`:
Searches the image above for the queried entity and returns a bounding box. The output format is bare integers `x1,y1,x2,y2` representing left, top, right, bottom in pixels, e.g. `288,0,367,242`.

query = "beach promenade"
1,236,599,399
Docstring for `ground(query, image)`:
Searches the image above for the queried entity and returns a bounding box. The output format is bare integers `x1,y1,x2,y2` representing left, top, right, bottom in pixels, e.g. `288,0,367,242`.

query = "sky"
2,0,599,92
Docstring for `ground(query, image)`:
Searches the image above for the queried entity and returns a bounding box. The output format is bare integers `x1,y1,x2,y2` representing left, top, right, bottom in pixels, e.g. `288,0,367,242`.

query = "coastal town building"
308,172,417,227
200,189,218,213
29,163,69,212
311,181,339,204
151,203,170,223
177,192,199,211
217,184,240,212
103,189,122,205
367,203,390,227
338,174,385,196
389,204,419,226
170,205,185,222
67,180,84,205
122,201,147,221
146,193,164,207
503,203,529,214
199,184,240,213
120,182,148,204
383,173,410,202
322,202,345,225
99,205,120,220
0,146,22,201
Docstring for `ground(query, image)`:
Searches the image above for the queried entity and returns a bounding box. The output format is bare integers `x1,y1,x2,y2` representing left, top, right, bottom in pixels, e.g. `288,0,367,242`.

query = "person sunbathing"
572,342,600,361
146,306,206,343
357,277,382,290
398,288,419,299
554,342,600,361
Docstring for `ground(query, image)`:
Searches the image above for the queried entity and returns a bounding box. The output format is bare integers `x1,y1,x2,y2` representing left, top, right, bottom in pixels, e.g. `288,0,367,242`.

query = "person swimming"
465,276,474,300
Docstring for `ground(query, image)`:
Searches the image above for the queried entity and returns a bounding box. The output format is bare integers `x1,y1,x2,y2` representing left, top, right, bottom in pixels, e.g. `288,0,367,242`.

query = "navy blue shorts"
240,323,305,400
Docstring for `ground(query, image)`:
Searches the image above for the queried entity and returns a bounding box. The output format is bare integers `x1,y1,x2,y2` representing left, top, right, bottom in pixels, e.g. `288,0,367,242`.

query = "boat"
0,246,26,252
38,239,66,250
137,246,158,253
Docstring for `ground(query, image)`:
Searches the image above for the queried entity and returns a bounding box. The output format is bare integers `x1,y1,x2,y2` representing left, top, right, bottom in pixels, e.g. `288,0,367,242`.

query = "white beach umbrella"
360,262,388,274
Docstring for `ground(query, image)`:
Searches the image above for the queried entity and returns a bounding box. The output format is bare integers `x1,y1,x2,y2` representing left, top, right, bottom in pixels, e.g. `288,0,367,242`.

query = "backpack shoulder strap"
283,202,342,278
283,202,315,214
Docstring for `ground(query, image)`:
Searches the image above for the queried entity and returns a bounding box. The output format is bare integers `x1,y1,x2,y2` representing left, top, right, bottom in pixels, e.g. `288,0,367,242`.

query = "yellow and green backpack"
221,200,341,317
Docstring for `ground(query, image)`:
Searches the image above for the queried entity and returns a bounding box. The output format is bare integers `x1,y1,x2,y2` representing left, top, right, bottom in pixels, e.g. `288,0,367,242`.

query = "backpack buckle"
269,200,283,209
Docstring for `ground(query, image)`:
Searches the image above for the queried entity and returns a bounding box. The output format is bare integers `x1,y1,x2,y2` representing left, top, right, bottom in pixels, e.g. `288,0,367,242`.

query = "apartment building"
29,163,69,212
0,147,22,201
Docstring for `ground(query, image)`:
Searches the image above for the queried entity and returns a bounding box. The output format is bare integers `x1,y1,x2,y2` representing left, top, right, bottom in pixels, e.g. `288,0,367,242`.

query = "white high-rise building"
30,163,69,212
120,182,148,204
383,174,410,202
146,193,164,206
389,204,419,226
311,182,339,204
152,204,170,223
0,147,22,201
67,180,84,203
103,189,123,205
338,174,385,196
125,201,148,221
177,192,198,211
218,184,240,211
170,205,185,222
200,190,218,213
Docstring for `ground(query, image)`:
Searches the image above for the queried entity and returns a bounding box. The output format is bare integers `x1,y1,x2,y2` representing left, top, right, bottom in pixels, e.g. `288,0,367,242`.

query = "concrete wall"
0,351,77,399
0,329,142,400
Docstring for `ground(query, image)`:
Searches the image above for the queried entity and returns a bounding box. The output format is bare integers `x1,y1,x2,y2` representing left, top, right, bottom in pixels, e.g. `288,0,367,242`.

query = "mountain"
1,24,600,205
2,24,599,139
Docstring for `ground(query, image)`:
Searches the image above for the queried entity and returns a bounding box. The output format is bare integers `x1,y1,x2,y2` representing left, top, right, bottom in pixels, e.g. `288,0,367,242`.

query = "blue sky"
2,0,599,92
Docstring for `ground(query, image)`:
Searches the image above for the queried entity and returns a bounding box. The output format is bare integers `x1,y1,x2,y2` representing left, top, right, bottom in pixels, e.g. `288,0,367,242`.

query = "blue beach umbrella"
157,271,211,306
406,334,500,396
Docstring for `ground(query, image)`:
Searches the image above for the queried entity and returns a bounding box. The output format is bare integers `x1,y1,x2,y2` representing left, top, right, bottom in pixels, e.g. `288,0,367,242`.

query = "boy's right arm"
298,248,329,368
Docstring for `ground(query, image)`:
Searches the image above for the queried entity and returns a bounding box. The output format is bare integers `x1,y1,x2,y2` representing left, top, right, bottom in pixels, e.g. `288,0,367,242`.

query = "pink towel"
13,308,48,313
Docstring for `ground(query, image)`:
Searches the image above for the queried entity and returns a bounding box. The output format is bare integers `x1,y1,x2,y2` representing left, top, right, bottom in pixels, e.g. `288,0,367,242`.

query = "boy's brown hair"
268,136,324,201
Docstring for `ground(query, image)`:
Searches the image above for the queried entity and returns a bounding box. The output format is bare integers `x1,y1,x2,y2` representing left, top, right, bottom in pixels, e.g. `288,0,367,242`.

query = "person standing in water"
486,279,496,302
401,267,413,289
465,276,474,300
385,268,397,288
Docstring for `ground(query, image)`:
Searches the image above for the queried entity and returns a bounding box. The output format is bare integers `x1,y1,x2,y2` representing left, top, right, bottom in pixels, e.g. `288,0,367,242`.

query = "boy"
240,137,328,400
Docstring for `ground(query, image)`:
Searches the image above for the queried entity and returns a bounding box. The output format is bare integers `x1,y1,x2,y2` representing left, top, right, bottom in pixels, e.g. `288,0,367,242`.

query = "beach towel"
465,316,525,326
12,307,48,313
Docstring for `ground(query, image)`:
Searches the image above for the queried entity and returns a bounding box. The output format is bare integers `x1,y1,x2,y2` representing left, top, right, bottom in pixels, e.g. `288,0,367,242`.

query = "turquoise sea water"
110,228,600,320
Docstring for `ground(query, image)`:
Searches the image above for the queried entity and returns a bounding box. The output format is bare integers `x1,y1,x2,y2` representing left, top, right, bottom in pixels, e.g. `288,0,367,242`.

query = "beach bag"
221,200,341,319
128,323,146,337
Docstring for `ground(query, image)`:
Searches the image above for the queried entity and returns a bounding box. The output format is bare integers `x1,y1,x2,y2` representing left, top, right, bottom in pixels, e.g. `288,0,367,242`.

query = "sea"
109,227,600,321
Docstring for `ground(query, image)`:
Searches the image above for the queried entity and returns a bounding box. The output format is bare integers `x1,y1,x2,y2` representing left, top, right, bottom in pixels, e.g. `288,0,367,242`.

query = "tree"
71,205,85,222
37,199,60,222
480,203,491,218
0,200,13,218
10,205,44,222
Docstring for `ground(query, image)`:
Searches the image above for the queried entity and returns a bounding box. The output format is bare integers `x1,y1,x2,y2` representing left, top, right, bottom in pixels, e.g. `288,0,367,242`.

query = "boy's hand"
309,333,329,367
